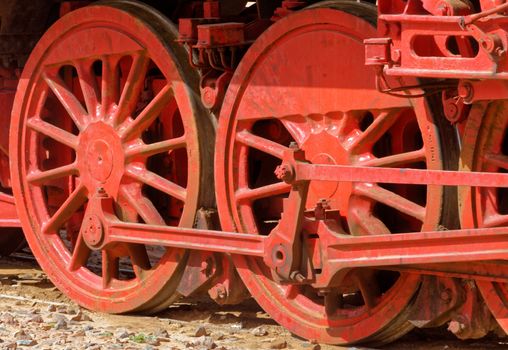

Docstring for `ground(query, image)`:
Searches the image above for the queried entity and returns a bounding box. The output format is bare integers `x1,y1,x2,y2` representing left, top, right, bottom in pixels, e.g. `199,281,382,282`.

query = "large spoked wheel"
10,2,214,313
216,2,457,345
460,101,508,334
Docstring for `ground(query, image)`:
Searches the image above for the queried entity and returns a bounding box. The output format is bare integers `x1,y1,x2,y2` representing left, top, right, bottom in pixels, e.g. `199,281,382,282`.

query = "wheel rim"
216,5,450,345
10,3,213,313
460,101,508,332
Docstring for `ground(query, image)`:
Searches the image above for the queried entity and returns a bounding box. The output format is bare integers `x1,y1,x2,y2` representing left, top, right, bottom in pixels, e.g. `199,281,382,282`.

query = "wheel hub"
82,214,104,248
87,140,113,182
77,122,124,196
302,131,352,211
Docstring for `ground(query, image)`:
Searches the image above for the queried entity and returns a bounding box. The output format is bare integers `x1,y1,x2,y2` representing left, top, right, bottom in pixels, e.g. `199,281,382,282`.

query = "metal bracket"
264,143,311,283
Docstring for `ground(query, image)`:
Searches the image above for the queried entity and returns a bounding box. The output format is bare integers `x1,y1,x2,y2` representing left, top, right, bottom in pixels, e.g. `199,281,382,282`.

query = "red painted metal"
203,0,220,18
459,99,508,334
0,66,24,255
214,3,457,345
447,281,496,339
9,0,508,345
197,23,245,47
70,196,508,285
9,2,215,313
407,277,464,329
279,156,508,187
178,18,249,111
366,13,508,79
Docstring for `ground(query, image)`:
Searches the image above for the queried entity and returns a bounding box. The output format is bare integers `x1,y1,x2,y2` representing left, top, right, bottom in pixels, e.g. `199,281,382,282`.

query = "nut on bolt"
97,187,107,197
448,316,467,336
458,82,473,102
290,271,306,283
274,164,295,183
209,283,228,301
440,288,452,303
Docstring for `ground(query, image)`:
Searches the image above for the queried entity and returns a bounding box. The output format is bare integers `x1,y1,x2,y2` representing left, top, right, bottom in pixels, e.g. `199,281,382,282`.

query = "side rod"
108,221,266,257
295,163,508,187
104,218,508,266
325,226,508,266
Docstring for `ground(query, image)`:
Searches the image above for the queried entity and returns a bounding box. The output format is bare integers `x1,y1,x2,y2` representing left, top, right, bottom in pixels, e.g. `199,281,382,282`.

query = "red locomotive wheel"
460,101,508,333
216,2,457,345
10,2,214,313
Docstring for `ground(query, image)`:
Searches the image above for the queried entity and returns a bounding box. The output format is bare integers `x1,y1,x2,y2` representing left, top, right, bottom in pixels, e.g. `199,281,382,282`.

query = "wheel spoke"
75,60,100,118
354,183,426,222
119,186,165,225
127,243,152,279
68,232,91,271
347,111,399,153
126,165,187,202
355,270,380,309
361,149,426,168
236,130,289,159
113,52,150,126
118,186,154,279
124,136,186,160
283,119,312,145
324,291,343,315
484,153,508,171
27,162,78,185
101,56,120,117
120,84,174,141
43,73,89,131
283,284,301,299
483,214,508,228
102,250,119,289
348,205,391,236
42,184,87,234
236,182,291,203
27,118,78,150
336,111,357,137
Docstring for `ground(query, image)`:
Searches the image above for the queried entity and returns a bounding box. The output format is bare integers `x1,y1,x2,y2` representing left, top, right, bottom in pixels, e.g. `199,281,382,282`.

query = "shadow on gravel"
158,297,279,329
385,326,508,349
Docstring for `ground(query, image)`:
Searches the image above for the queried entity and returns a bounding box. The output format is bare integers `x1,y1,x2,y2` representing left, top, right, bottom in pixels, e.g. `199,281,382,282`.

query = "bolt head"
201,86,218,109
274,164,294,183
448,319,466,335
82,215,104,248
440,289,452,303
209,284,227,301
96,187,108,198
290,271,305,283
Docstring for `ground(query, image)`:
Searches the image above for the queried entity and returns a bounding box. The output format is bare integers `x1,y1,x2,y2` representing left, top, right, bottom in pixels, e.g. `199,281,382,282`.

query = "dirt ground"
0,256,507,350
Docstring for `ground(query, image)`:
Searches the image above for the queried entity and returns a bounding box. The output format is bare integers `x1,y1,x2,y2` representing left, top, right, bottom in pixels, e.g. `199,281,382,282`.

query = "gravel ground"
0,256,507,350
